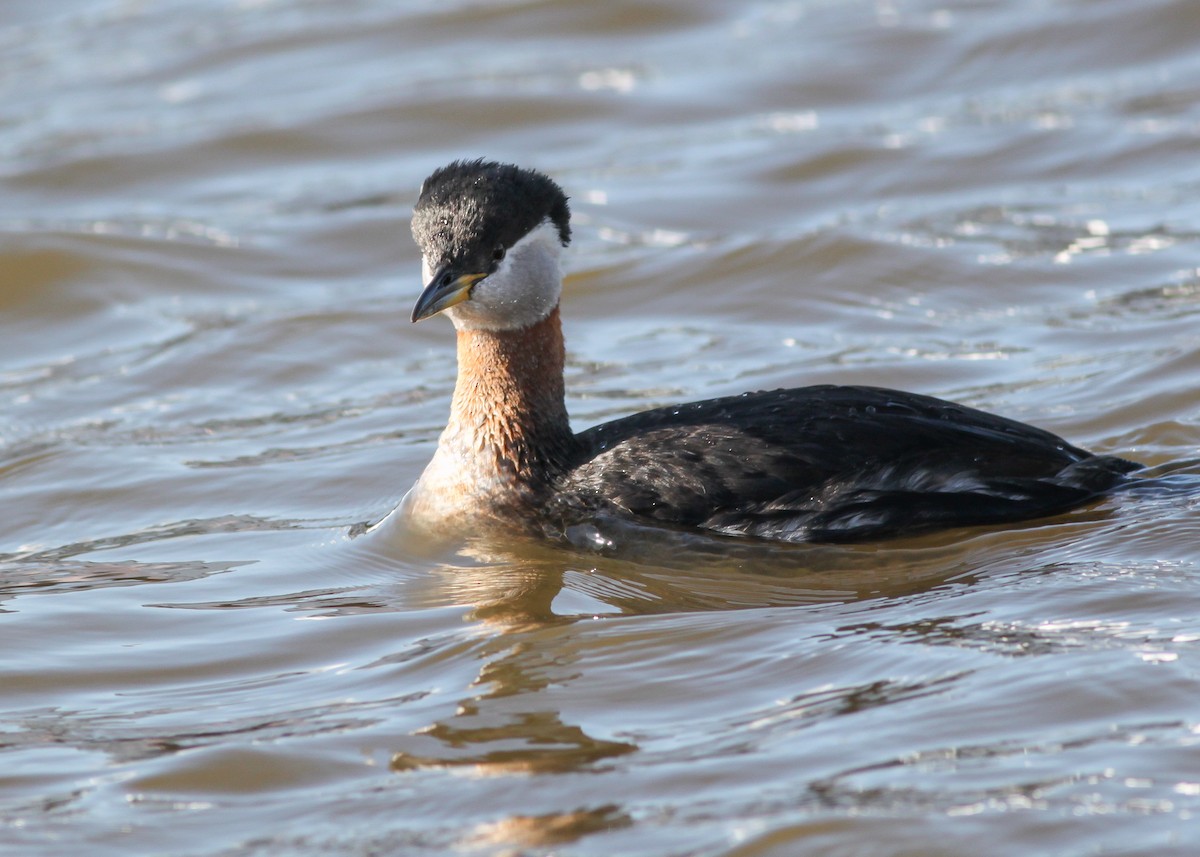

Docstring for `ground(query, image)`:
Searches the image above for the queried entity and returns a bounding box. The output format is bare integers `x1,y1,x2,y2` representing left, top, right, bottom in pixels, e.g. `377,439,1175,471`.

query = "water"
2,0,1199,854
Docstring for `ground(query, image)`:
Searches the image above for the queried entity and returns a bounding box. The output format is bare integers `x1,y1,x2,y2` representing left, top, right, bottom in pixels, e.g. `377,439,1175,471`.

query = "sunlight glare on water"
1,0,1199,855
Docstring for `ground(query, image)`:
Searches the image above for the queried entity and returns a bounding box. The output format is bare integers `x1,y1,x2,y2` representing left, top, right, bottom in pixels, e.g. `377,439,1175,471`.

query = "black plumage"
554,385,1138,542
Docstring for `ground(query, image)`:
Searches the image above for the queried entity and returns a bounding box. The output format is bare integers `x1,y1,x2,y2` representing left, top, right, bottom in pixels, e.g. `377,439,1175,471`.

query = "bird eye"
492,245,506,263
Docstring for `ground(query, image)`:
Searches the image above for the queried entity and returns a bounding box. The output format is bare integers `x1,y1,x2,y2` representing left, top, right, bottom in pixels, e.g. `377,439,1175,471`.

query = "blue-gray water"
2,1,1199,855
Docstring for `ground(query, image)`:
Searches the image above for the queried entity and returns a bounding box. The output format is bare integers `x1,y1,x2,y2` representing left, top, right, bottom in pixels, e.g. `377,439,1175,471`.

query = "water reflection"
345,504,1131,795
358,495,1151,619
354,542,635,780
465,804,631,850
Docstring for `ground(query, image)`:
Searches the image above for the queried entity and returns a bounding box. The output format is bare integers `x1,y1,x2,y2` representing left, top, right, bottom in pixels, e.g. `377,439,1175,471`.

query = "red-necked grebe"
404,159,1138,543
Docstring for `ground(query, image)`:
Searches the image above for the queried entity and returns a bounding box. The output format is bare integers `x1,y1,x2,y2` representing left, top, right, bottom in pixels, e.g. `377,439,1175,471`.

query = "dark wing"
559,385,1138,543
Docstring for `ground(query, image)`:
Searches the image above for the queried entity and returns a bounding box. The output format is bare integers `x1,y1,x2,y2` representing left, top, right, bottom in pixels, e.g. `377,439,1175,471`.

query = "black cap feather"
411,160,571,272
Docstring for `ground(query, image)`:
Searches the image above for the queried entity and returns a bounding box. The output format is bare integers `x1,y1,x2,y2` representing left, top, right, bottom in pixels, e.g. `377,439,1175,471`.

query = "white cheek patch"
446,218,564,331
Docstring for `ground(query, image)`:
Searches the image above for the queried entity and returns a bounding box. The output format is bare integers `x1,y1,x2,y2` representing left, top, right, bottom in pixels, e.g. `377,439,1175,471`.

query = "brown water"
3,1,1200,854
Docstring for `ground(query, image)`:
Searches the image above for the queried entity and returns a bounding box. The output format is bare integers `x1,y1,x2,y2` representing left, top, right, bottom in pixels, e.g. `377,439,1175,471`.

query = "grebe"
404,159,1138,543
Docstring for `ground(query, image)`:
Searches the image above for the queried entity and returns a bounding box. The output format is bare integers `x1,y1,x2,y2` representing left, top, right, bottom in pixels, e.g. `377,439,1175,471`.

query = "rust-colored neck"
441,304,576,494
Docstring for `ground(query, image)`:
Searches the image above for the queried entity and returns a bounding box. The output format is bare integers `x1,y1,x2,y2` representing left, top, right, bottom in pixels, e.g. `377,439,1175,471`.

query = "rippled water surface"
3,1,1200,854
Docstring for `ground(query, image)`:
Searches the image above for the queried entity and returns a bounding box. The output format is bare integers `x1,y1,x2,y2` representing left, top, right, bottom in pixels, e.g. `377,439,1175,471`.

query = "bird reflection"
352,505,1141,850
381,557,636,847
464,805,631,850
359,522,962,788
381,540,636,780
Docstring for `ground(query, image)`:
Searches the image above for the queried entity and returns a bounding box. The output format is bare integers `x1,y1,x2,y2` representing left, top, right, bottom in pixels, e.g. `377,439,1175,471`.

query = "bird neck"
427,305,575,512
